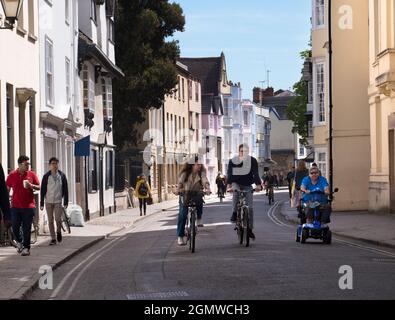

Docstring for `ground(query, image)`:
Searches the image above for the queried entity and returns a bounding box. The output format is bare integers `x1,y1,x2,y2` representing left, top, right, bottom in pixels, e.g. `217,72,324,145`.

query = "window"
6,84,14,173
308,81,313,103
189,112,193,129
195,82,199,102
65,58,71,105
314,0,325,28
308,120,313,137
82,65,95,113
316,62,325,123
91,0,97,23
45,37,54,106
65,0,70,25
28,0,35,37
188,80,192,100
182,78,185,101
224,98,230,116
317,151,327,178
177,77,181,100
102,78,113,120
299,143,305,157
243,110,249,126
108,18,114,43
195,114,199,141
106,150,114,189
89,149,98,192
209,115,214,129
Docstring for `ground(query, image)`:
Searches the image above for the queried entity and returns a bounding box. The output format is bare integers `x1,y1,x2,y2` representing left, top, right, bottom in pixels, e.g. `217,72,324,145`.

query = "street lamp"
0,0,23,29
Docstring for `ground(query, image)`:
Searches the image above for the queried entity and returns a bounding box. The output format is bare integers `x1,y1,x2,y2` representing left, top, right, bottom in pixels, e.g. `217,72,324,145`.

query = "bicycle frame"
234,190,251,247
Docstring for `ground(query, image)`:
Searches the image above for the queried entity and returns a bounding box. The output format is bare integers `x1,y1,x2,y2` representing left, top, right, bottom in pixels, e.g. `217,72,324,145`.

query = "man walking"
40,157,69,245
6,156,40,256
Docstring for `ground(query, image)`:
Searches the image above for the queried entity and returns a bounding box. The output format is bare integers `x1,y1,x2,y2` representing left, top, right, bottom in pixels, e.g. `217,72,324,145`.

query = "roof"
178,57,222,96
201,94,223,115
270,106,290,121
262,90,296,121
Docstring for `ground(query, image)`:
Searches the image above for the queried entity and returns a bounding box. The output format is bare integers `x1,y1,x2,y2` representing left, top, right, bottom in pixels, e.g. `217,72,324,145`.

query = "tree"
113,0,185,150
286,49,312,145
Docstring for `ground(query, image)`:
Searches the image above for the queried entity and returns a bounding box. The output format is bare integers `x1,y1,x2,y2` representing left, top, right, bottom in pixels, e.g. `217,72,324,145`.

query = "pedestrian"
0,162,10,225
6,156,40,256
292,160,309,215
215,172,226,199
286,167,295,199
134,174,152,216
40,157,69,245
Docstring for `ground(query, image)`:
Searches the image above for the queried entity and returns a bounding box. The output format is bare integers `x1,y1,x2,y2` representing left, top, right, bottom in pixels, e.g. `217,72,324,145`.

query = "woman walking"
134,174,152,216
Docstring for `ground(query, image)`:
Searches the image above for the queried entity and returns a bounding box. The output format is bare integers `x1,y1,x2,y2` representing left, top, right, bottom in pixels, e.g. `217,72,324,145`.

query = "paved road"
28,190,395,300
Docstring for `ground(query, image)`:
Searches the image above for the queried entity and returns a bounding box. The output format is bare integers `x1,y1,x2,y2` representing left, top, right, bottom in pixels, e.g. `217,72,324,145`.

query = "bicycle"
181,191,205,254
0,209,17,248
61,206,71,234
234,190,252,247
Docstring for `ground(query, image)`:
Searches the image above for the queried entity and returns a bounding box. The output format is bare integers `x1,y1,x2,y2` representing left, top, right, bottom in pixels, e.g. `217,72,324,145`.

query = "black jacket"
227,156,262,187
40,170,69,207
0,163,10,220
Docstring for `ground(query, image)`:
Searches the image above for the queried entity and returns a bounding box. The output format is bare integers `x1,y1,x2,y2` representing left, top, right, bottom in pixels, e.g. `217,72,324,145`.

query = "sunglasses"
310,172,319,175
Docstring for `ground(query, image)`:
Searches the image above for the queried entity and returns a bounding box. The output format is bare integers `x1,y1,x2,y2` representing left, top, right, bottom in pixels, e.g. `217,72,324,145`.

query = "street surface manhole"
126,291,189,300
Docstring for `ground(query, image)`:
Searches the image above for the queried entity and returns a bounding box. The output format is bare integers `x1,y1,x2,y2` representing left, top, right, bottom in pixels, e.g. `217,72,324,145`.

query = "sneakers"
57,232,62,243
49,239,57,246
16,242,23,254
21,248,30,256
177,237,187,246
248,230,256,240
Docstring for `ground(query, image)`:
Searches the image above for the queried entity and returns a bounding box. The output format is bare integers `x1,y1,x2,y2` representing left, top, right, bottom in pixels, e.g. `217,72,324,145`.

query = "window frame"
314,60,326,125
45,36,54,107
313,0,325,29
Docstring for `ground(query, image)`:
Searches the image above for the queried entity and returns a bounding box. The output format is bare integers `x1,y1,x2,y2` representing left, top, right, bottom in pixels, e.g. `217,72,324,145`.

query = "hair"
49,157,59,164
180,156,207,183
297,160,307,172
239,144,249,151
18,155,29,164
310,167,319,174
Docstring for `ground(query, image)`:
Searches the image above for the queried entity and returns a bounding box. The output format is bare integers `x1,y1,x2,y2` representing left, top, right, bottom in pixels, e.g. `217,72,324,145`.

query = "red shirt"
6,169,40,209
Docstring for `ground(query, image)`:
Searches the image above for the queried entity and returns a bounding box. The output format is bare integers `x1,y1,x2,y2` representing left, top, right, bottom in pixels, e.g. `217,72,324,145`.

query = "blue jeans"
176,197,203,237
11,208,35,250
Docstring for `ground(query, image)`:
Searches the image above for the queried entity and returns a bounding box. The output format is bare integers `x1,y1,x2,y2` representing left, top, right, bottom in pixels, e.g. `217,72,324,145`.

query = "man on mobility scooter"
296,167,338,244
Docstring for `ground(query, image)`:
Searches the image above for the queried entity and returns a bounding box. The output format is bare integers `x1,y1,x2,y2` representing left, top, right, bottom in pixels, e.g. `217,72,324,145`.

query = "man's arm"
30,173,40,191
226,160,233,190
252,158,262,186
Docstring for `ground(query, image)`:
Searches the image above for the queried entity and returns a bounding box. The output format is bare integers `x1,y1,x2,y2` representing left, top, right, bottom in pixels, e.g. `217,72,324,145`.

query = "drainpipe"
328,0,334,195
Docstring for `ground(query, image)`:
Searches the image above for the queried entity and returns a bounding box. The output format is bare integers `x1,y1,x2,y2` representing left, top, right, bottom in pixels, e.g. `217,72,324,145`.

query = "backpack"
138,182,148,196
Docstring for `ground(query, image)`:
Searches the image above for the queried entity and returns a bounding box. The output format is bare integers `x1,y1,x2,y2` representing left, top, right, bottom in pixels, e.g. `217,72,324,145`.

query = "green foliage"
286,49,312,145
113,0,185,150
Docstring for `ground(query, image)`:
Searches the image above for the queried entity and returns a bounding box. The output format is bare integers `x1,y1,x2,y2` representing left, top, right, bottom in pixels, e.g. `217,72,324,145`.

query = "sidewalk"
280,200,395,249
0,196,190,300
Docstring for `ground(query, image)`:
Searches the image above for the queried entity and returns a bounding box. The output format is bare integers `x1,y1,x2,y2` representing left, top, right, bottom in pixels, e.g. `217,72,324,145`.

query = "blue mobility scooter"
296,188,338,245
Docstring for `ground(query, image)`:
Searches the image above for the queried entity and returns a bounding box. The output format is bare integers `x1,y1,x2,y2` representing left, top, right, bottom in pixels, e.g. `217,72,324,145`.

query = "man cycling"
262,168,275,196
226,144,262,240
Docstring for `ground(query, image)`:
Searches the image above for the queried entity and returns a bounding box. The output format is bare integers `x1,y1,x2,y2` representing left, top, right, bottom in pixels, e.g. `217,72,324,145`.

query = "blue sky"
172,0,311,100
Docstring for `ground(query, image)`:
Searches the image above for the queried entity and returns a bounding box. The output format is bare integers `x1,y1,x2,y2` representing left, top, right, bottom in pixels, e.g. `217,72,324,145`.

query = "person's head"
297,160,307,172
238,144,249,158
312,163,318,168
181,156,206,180
309,167,320,181
217,172,222,176
17,155,30,173
140,174,146,181
49,157,59,172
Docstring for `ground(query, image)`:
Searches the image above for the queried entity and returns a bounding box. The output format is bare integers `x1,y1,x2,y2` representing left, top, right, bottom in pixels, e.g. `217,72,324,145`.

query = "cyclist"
226,144,262,240
174,156,211,246
300,167,331,225
263,169,275,197
215,172,226,200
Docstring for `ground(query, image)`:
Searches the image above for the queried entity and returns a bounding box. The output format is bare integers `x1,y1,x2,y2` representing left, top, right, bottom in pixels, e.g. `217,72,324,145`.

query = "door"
390,130,395,213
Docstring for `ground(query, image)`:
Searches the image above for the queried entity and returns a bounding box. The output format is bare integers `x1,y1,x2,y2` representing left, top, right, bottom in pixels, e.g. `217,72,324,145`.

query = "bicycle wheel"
61,208,71,234
190,210,196,253
242,207,250,247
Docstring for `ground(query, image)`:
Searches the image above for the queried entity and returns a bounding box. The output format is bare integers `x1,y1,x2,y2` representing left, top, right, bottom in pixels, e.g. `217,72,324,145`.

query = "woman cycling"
174,156,211,246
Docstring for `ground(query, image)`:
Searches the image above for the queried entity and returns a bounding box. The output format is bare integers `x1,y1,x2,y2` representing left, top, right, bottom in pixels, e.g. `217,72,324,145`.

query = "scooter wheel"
301,229,308,244
323,230,332,244
295,230,301,243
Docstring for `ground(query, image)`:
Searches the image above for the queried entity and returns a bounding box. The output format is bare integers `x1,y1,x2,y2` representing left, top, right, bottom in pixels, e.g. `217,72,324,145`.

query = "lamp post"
328,0,334,195
0,0,23,29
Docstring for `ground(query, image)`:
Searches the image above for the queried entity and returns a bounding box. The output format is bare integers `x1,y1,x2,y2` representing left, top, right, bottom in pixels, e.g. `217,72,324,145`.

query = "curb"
278,202,395,251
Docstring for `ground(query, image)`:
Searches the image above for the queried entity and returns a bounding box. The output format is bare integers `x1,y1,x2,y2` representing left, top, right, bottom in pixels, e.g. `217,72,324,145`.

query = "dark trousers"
306,206,331,224
139,198,147,215
177,201,203,237
11,208,35,250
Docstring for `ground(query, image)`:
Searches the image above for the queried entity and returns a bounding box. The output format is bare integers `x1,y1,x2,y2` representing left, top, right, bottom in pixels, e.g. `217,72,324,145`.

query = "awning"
75,136,91,157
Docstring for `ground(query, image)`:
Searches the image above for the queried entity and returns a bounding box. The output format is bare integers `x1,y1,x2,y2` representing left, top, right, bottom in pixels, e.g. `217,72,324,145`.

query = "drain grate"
127,291,189,300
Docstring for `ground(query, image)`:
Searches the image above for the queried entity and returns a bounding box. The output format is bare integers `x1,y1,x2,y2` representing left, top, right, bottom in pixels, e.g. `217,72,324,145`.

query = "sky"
172,0,311,100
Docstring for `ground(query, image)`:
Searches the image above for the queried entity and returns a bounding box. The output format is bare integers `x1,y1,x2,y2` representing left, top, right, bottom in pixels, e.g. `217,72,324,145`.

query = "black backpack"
138,182,148,196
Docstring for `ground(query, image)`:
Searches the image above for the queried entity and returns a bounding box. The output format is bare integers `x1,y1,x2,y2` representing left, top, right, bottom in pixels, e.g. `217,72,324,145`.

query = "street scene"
0,0,395,304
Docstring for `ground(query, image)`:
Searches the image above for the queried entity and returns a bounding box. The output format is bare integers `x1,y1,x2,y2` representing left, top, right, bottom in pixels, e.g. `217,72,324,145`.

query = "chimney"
253,87,261,104
262,87,274,97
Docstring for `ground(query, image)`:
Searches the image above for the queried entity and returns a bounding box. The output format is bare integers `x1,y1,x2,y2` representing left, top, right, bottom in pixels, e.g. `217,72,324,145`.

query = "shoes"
248,230,256,240
16,242,23,254
21,248,30,256
57,232,62,243
178,237,186,246
197,219,204,227
49,239,57,246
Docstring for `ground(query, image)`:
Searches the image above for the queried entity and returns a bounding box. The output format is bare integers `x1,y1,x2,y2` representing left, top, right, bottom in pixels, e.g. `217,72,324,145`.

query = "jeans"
176,196,203,237
139,198,147,215
232,184,254,229
11,208,35,250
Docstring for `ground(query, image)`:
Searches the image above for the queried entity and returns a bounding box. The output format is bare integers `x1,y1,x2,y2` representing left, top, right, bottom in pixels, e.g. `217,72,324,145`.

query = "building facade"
0,0,41,178
311,0,370,211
